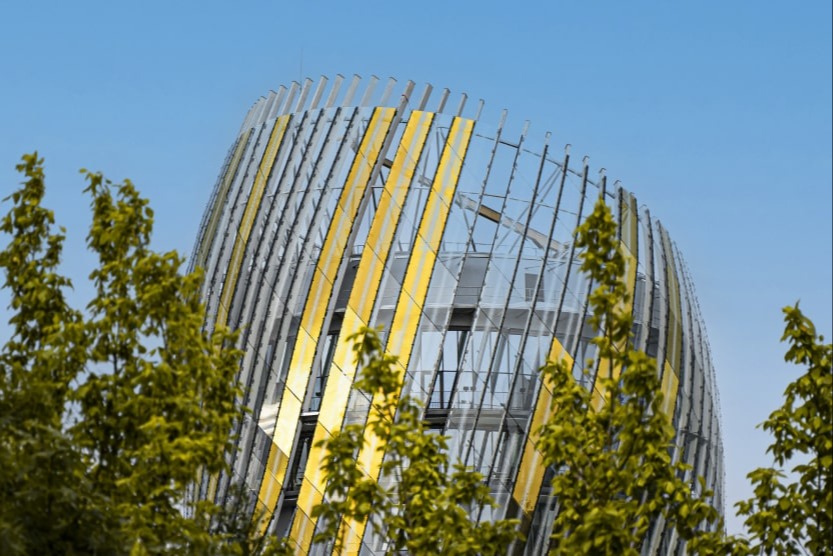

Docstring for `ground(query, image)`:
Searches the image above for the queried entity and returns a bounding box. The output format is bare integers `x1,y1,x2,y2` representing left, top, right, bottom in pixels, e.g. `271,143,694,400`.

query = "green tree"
536,195,733,555
5,154,828,556
0,155,105,553
0,153,276,555
734,304,832,555
312,328,521,555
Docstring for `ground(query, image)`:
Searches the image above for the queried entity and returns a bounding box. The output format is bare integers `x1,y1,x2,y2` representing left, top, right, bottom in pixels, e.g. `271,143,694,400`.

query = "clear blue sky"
1,0,830,536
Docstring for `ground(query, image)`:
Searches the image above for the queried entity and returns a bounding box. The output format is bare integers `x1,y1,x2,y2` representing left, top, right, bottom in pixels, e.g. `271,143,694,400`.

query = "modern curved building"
190,75,725,555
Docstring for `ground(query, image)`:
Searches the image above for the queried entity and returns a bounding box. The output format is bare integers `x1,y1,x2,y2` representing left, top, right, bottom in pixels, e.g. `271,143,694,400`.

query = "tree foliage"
536,195,832,556
312,328,521,555
2,154,829,556
537,196,730,555
734,304,832,556
0,153,267,555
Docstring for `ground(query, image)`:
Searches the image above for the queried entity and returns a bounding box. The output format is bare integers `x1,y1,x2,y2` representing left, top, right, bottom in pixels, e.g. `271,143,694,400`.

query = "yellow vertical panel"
667,271,682,369
514,386,553,513
286,329,318,398
205,118,289,503
340,117,475,554
624,251,638,307
661,229,682,372
661,361,679,418
257,444,290,520
661,229,682,424
628,194,639,249
317,362,353,431
289,477,324,554
621,191,638,255
254,107,395,526
340,519,363,556
512,339,573,514
195,129,252,270
273,394,303,455
590,378,606,413
360,118,473,473
385,247,429,353
288,112,436,546
317,111,435,436
622,193,639,323
205,474,219,507
216,116,291,328
299,206,347,333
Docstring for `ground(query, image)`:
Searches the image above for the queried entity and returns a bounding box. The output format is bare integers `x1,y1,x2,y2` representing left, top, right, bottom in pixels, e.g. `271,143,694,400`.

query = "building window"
286,428,313,496
306,332,337,412
428,329,469,412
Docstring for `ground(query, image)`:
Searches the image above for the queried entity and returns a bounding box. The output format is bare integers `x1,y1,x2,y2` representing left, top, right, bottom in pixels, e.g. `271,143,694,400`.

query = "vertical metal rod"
342,74,361,106
569,156,594,369
379,77,397,105
459,120,528,469
262,91,279,122
268,86,288,120
252,97,269,127
282,81,301,116
359,75,379,106
435,88,450,113
400,80,416,112
239,104,256,133
308,75,329,110
474,99,485,121
293,77,314,113
416,83,434,111
455,92,468,117
324,74,344,108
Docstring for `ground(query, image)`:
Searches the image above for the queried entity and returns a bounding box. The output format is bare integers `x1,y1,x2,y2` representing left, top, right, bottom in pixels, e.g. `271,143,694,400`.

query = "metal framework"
190,75,725,555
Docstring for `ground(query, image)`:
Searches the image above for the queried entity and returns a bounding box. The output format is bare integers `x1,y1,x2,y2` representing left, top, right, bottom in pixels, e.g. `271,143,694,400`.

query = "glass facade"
190,76,725,555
